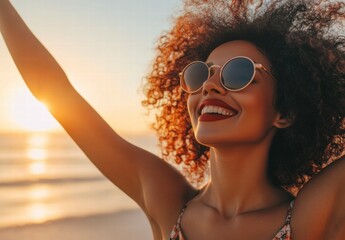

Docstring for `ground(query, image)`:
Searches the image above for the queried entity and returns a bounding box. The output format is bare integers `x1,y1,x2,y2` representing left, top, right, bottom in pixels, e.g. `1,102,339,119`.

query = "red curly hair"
142,0,345,190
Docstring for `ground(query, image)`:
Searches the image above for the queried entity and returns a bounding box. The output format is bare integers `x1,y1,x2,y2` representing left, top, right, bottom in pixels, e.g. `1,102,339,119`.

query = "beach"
0,209,152,240
0,132,158,240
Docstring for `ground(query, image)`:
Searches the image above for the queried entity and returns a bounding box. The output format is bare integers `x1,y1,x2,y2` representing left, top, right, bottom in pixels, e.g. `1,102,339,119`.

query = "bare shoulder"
141,160,198,236
291,156,345,239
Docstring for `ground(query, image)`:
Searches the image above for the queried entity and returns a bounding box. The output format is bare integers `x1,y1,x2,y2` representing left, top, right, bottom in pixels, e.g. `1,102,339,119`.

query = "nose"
202,65,227,96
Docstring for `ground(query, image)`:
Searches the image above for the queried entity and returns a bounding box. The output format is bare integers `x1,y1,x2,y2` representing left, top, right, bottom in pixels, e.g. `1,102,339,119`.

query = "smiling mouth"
198,100,239,122
201,105,236,116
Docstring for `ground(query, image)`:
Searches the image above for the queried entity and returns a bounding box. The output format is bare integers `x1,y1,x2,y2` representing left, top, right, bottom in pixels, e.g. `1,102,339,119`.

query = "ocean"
0,131,159,228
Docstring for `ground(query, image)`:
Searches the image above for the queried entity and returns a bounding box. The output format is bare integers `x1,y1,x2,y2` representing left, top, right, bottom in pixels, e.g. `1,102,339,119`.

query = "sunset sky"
0,0,180,134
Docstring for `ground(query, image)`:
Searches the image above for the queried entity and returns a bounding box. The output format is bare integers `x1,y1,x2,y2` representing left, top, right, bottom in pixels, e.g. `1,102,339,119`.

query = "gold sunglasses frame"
180,56,274,93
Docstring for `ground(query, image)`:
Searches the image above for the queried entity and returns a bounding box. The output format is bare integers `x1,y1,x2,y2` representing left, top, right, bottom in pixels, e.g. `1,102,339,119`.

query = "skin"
184,41,295,240
0,1,344,239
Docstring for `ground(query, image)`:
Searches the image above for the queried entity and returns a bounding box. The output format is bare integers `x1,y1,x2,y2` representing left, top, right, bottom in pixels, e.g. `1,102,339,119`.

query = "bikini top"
169,199,295,240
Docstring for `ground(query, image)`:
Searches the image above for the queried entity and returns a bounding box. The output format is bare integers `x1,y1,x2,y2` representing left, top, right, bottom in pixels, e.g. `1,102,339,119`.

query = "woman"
0,0,344,239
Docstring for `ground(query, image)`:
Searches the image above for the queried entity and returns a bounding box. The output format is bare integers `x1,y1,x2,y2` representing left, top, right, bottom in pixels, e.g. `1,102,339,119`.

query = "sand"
0,209,153,240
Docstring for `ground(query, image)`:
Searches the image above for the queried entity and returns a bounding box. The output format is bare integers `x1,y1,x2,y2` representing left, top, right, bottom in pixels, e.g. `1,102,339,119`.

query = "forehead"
206,40,271,67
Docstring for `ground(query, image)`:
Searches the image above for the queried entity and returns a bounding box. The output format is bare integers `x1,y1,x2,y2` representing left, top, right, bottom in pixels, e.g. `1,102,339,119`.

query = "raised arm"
0,0,194,218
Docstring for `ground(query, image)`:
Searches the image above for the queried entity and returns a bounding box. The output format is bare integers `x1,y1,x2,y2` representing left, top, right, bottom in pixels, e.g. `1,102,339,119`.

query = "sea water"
0,131,159,228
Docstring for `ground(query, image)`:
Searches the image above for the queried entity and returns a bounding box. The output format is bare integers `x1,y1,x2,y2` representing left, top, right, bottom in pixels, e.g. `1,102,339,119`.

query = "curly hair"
142,0,345,190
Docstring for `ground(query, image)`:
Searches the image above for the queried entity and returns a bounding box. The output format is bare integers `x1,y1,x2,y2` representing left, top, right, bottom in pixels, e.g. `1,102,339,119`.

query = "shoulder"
142,168,198,236
291,156,345,239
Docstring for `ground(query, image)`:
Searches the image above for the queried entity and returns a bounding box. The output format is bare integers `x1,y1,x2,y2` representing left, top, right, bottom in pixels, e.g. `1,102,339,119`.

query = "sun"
9,89,60,132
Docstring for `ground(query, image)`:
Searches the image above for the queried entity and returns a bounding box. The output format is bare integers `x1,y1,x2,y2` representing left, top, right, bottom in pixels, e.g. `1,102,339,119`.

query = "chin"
194,129,235,147
195,127,274,148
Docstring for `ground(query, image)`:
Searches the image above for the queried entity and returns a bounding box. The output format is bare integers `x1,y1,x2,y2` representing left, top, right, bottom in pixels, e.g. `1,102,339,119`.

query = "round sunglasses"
180,56,274,93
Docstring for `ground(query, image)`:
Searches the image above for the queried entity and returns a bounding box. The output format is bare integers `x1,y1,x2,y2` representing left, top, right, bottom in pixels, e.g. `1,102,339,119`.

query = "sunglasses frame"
180,56,274,93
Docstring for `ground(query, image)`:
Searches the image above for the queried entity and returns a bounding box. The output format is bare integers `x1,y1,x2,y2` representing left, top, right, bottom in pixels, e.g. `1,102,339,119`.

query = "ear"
273,113,294,129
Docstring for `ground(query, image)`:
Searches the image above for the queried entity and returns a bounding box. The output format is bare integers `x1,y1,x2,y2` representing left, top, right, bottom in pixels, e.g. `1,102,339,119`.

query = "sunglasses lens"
221,58,254,90
182,62,209,92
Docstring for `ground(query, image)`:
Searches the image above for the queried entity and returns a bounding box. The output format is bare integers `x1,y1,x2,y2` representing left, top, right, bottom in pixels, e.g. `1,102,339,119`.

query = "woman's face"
187,40,282,147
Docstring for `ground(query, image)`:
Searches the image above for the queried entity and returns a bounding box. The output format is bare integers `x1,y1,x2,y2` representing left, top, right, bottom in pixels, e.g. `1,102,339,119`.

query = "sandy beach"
0,209,152,240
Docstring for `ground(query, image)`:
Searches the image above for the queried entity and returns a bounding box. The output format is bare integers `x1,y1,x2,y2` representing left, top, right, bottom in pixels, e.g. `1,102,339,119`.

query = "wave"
0,157,88,165
0,176,107,187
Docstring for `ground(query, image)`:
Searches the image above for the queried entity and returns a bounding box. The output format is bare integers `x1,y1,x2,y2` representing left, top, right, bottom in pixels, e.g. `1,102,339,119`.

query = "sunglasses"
180,56,274,93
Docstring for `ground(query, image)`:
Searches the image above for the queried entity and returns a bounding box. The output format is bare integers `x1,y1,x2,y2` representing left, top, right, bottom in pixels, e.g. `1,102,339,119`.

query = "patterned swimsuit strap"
176,191,203,226
285,200,295,225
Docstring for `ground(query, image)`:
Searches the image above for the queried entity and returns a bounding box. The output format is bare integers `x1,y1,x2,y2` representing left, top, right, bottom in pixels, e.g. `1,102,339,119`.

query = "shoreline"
0,209,152,240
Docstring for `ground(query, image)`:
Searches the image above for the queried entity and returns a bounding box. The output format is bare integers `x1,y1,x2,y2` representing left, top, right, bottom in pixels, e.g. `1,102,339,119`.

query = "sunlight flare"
27,148,47,161
28,185,50,201
9,89,60,132
28,161,47,175
27,134,49,147
27,203,48,223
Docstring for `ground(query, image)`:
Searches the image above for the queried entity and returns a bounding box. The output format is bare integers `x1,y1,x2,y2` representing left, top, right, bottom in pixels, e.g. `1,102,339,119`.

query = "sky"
0,0,181,134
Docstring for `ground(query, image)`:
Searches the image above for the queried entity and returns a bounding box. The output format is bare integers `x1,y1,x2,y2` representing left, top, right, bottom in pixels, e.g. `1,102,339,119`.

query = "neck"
202,141,292,217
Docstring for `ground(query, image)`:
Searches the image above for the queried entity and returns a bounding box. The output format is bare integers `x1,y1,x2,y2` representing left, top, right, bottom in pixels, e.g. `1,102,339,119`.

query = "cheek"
187,95,198,129
242,89,277,128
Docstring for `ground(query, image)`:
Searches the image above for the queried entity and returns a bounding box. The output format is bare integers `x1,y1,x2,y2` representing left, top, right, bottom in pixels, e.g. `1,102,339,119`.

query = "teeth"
201,105,236,116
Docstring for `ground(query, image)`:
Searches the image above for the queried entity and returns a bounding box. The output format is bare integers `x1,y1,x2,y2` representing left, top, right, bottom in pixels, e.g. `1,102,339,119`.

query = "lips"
198,99,238,122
